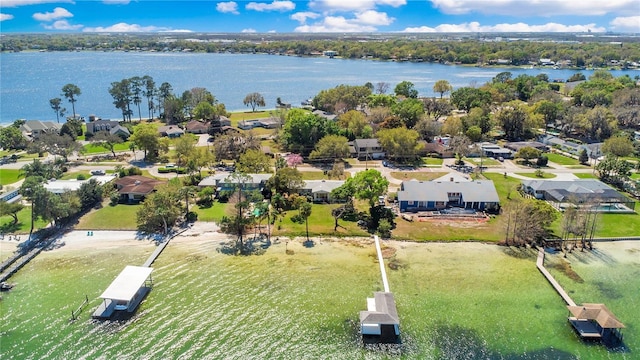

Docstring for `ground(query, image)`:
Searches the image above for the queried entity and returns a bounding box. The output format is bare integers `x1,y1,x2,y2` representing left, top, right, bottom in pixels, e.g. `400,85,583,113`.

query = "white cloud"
610,16,640,32
309,0,405,12
83,22,171,32
246,1,295,12
102,0,130,4
355,10,393,25
43,19,82,30
242,28,257,33
295,16,378,32
32,7,73,21
291,11,320,23
1,0,73,7
268,29,277,33
403,21,605,33
1,13,15,21
217,1,239,14
429,0,635,16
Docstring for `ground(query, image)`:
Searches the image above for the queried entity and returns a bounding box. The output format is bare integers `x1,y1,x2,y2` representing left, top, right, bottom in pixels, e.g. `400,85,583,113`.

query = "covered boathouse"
92,266,153,319
568,303,625,343
359,235,400,343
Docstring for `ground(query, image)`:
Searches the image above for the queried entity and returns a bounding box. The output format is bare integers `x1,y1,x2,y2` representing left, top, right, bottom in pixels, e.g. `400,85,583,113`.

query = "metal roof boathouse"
92,266,153,319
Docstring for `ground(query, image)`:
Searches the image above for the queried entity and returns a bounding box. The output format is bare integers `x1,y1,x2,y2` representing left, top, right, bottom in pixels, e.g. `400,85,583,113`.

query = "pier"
536,247,625,344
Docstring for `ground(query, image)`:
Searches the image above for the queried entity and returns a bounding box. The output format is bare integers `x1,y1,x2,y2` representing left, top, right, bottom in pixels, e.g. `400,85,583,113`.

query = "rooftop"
100,266,153,302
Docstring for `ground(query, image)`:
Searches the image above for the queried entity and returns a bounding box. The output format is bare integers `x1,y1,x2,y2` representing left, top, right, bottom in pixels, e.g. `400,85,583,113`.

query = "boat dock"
536,247,576,306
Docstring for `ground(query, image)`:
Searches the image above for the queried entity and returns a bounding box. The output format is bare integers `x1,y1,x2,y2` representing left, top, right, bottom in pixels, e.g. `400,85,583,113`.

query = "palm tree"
61,83,81,119
49,97,65,123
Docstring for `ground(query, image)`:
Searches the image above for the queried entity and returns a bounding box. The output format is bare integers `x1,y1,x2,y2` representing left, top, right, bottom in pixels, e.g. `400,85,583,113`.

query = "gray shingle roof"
359,292,399,325
397,180,500,203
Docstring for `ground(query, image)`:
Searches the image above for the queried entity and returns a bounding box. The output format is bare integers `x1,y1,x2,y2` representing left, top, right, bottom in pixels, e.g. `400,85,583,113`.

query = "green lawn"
596,203,640,236
228,111,272,126
545,153,582,166
59,171,92,180
193,202,230,222
0,169,22,185
515,172,557,179
273,203,369,238
574,173,597,179
82,141,131,155
75,203,141,230
421,157,444,166
0,206,49,234
390,171,447,181
464,157,500,166
631,173,640,180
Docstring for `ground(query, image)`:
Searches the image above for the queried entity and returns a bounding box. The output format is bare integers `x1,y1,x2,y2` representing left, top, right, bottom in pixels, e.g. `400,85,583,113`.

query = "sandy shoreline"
2,222,639,264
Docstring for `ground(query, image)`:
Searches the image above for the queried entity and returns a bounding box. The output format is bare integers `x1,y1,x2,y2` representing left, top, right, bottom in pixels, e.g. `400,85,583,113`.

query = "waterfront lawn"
0,206,48,234
273,203,369,237
390,171,447,181
0,168,22,185
392,215,504,242
75,204,140,230
228,111,271,126
595,202,640,237
193,202,230,222
515,172,557,179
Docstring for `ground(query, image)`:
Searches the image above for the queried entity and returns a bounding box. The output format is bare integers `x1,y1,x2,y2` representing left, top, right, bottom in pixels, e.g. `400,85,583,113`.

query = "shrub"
377,219,392,238
186,211,198,222
535,169,545,178
76,174,87,180
536,155,548,167
109,193,120,206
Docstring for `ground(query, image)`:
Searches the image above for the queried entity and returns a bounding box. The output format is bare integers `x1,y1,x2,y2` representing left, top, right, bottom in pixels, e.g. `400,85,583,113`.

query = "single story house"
299,180,345,203
86,120,130,139
237,120,260,130
44,174,117,194
158,125,184,138
92,265,153,319
539,135,602,158
397,178,500,213
198,173,272,192
312,110,336,121
351,138,385,160
479,143,513,159
256,117,281,129
185,120,209,134
521,179,635,212
359,292,400,343
504,141,548,153
19,120,62,139
114,175,166,203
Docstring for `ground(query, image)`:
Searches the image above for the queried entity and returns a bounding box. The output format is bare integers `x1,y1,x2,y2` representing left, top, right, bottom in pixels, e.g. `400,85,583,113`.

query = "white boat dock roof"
100,265,153,301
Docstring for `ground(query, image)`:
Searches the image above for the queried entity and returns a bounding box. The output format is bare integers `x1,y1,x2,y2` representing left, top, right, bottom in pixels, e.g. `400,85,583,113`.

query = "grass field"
0,206,49,234
0,168,22,185
574,173,597,179
546,153,584,166
192,202,230,222
421,157,444,166
82,142,131,155
59,171,92,180
299,171,349,180
75,204,141,230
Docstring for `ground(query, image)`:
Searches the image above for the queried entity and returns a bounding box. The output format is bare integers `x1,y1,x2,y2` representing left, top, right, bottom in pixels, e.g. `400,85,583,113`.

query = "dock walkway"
536,247,576,307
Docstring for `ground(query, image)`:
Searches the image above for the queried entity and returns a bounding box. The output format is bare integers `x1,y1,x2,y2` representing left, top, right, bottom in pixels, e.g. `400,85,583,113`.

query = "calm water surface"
1,51,633,124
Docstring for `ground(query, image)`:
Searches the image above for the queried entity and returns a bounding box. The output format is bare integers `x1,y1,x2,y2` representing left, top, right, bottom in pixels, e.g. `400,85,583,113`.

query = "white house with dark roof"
86,120,130,139
198,173,272,192
397,179,500,213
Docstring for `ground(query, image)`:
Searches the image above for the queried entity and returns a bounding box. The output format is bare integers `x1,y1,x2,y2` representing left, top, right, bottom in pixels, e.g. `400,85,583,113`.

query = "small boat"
0,282,15,291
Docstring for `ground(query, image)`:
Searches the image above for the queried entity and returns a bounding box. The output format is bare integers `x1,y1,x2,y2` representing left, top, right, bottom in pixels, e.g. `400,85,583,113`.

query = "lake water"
0,51,633,125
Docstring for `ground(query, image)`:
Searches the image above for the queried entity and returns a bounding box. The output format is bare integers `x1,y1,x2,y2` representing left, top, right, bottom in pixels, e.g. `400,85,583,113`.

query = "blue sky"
1,0,639,33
